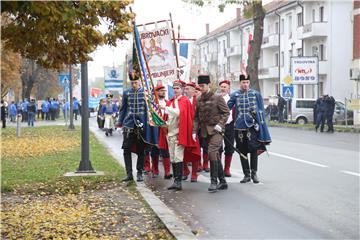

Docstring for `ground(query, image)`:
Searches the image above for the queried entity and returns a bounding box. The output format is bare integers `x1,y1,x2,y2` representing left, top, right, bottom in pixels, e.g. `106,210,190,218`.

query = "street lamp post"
76,62,95,173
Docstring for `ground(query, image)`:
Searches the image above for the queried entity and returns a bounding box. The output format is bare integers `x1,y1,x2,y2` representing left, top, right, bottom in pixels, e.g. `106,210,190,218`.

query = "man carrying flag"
117,71,159,182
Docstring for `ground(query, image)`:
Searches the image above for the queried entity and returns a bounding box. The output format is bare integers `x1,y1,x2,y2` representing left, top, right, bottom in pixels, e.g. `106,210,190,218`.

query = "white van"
287,98,351,125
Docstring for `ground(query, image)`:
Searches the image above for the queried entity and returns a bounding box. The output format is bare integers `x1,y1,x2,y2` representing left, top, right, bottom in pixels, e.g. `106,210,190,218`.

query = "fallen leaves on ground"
1,182,174,239
1,128,79,159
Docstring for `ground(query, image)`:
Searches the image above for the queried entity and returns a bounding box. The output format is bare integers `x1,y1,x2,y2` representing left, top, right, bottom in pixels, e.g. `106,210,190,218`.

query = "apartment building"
192,0,354,102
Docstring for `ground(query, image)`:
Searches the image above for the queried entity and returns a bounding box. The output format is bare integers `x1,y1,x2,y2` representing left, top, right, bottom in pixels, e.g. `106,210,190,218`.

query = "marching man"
159,80,199,191
227,74,271,184
218,80,235,177
100,93,118,136
193,75,229,192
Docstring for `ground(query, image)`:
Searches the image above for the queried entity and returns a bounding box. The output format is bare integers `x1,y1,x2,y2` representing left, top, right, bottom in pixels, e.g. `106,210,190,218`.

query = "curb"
268,124,360,133
89,126,196,240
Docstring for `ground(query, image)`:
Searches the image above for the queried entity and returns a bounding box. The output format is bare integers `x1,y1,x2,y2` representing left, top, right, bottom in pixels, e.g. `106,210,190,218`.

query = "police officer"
315,95,327,132
325,95,335,133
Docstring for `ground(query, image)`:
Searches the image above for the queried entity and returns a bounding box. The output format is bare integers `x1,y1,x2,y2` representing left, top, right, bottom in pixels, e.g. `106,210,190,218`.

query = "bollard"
16,113,22,137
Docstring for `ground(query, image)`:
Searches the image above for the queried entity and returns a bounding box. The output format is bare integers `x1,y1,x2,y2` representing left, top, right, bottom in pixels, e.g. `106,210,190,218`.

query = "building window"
312,45,318,57
320,7,324,22
319,44,325,60
223,64,226,78
281,51,284,67
275,22,279,34
275,52,279,66
223,40,226,56
319,82,324,96
312,9,316,22
218,42,221,53
288,15,292,38
281,19,284,34
289,50,292,72
297,84,304,98
297,12,303,27
227,60,230,73
297,48,303,56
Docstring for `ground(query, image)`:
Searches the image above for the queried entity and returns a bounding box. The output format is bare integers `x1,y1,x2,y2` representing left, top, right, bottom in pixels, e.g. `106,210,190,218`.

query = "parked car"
287,98,353,125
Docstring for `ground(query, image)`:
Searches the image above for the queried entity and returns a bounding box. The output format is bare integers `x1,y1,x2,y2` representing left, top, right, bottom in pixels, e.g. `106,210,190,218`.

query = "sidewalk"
89,120,196,240
268,121,360,133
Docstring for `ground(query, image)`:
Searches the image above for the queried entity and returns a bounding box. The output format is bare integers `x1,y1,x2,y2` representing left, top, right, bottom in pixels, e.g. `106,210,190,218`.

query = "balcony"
259,66,279,79
262,34,279,49
297,22,328,39
226,45,241,57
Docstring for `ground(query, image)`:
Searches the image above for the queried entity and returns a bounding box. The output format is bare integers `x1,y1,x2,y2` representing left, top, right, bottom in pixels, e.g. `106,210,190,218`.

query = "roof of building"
196,0,295,43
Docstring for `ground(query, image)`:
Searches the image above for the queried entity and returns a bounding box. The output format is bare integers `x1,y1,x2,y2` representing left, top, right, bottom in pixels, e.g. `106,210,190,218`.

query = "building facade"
192,0,354,103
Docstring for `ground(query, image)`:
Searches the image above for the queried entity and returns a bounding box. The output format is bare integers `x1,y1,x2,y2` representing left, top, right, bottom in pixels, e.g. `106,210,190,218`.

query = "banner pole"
169,12,180,79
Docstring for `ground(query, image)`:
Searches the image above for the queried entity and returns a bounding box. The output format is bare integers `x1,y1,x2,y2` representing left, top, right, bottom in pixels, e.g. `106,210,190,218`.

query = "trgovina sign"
290,56,318,85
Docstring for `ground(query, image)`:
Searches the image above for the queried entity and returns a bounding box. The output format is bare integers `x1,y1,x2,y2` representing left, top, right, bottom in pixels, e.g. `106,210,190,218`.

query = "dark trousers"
45,112,50,120
278,108,284,123
122,127,146,176
74,109,79,120
50,109,56,120
316,112,325,131
146,145,170,159
326,114,334,131
2,118,6,128
219,123,235,156
235,128,259,176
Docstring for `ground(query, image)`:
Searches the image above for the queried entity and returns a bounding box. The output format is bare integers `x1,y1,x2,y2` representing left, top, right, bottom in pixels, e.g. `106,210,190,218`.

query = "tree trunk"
246,1,265,92
21,60,37,100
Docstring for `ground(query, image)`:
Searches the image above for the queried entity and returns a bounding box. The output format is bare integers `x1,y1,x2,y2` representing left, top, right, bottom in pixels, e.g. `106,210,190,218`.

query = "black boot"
168,163,179,190
240,175,251,183
208,161,218,192
251,170,259,184
122,153,133,182
217,161,228,190
174,162,183,191
240,155,251,183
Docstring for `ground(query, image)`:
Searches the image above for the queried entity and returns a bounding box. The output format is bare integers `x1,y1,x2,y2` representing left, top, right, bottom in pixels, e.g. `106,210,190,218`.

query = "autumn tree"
1,1,135,69
1,44,22,99
183,0,264,91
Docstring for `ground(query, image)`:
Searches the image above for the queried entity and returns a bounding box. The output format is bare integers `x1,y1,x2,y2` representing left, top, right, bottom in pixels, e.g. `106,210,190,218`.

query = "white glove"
214,124,222,133
192,133,197,142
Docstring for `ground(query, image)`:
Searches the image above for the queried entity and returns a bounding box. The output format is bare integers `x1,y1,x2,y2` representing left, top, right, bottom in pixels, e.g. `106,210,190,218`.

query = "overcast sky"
87,0,244,82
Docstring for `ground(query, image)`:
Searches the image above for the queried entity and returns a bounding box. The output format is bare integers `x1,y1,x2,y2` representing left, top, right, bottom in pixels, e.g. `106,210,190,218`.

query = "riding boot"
122,153,133,182
208,161,218,192
217,161,228,190
174,162,183,191
240,156,251,183
168,163,179,190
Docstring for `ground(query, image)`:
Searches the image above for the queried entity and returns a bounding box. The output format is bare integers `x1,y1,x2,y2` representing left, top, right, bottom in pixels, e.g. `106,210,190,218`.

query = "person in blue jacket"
100,93,118,136
73,97,80,120
21,98,29,122
9,101,17,122
41,99,50,120
227,74,271,184
62,99,70,121
117,71,159,182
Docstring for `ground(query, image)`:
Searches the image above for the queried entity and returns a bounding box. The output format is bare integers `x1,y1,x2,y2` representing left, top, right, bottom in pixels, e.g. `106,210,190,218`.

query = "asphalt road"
90,119,359,239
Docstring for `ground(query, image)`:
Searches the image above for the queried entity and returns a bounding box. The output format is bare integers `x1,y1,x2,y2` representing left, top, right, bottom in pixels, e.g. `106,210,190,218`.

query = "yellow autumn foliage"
1,128,79,159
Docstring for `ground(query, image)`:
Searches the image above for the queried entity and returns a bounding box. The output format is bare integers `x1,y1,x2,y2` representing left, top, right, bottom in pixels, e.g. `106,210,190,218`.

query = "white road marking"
340,170,360,177
268,151,329,168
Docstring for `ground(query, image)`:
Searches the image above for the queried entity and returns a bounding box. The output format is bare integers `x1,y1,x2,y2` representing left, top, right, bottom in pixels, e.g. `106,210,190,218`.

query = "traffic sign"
284,75,293,85
59,74,70,86
282,85,294,99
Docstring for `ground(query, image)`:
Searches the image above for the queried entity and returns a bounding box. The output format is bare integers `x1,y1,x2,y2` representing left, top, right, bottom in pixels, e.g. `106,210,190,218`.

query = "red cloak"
158,95,200,160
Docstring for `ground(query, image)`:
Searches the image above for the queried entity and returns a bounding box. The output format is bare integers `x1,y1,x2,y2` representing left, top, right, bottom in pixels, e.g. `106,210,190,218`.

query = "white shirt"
223,94,233,124
165,96,181,137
